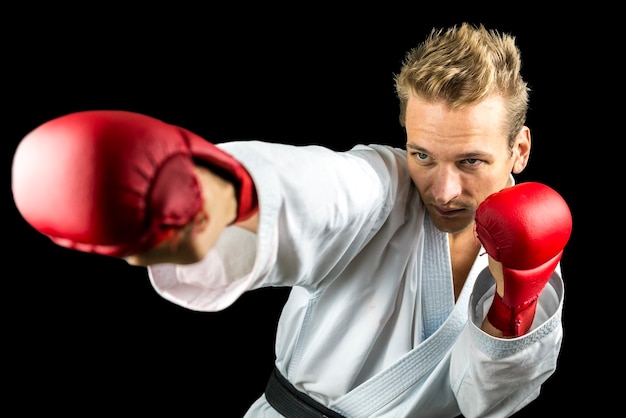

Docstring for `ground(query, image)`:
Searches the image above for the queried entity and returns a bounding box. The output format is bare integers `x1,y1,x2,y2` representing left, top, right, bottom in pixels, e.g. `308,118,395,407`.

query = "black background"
5,7,595,417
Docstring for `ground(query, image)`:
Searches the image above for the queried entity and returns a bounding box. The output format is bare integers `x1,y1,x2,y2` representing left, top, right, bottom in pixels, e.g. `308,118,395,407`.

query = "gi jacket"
148,142,564,418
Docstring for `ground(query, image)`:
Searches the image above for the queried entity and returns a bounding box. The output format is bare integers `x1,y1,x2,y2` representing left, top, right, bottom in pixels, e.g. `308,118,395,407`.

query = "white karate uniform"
147,142,564,418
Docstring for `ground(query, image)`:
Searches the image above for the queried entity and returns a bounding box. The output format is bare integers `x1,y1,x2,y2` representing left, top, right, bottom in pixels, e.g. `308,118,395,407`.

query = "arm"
190,162,259,260
474,182,572,337
452,184,570,415
11,110,258,260
479,257,509,337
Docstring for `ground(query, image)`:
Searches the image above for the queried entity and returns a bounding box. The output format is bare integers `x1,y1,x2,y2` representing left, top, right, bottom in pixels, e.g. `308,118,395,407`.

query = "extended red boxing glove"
11,110,258,257
474,182,572,337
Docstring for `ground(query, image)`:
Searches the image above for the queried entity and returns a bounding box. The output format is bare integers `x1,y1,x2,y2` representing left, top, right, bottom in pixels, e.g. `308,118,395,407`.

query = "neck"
448,224,482,301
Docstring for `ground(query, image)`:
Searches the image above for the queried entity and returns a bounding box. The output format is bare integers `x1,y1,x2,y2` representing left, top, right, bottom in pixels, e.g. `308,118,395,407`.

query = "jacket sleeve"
147,141,399,312
450,267,564,417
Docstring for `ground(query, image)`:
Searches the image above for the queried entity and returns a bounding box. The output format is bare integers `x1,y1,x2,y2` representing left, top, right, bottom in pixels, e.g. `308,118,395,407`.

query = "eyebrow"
406,143,491,159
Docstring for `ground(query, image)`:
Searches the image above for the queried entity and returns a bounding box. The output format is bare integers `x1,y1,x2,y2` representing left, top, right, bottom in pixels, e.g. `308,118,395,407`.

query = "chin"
429,213,473,235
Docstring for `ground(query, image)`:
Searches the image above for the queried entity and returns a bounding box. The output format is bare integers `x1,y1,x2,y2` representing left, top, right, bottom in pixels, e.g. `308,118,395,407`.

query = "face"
405,94,530,235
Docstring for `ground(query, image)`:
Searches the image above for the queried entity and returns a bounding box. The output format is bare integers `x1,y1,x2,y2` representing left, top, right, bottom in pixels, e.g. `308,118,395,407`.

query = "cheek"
407,163,427,193
474,174,513,206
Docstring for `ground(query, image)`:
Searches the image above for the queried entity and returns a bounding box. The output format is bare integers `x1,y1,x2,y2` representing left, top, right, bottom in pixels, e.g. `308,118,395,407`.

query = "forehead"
404,94,508,154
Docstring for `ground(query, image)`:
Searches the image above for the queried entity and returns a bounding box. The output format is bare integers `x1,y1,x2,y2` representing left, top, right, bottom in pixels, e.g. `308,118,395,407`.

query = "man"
11,23,572,417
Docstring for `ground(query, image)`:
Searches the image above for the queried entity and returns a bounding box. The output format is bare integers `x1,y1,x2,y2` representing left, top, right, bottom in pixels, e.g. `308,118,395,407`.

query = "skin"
404,93,530,336
125,165,257,266
127,92,530,337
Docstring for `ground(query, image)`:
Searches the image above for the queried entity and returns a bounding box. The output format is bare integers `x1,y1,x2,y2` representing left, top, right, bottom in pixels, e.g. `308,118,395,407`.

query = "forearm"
480,256,505,337
474,182,572,338
453,327,561,417
234,211,259,234
458,269,564,416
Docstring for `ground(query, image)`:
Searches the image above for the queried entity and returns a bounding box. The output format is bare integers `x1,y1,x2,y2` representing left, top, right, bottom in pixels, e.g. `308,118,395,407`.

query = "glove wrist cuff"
232,165,258,223
487,292,538,337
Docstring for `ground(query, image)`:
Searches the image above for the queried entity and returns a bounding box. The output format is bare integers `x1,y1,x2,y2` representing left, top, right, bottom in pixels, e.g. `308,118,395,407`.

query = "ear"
512,126,531,174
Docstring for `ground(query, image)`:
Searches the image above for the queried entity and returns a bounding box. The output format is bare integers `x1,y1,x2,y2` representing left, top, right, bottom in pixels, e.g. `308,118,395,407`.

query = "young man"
12,23,572,417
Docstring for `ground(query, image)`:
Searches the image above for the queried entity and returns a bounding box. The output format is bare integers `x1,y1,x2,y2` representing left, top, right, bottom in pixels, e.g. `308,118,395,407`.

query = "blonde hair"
394,23,529,147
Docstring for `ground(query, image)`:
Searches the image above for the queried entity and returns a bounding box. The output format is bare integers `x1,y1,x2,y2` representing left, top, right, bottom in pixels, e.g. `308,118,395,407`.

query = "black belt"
265,366,346,418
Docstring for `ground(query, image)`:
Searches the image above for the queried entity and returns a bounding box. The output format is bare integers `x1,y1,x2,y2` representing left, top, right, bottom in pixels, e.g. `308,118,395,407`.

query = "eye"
461,158,482,167
412,151,429,161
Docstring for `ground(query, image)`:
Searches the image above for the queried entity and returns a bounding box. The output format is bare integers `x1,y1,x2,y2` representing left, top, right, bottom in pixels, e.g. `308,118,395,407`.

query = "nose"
431,166,462,205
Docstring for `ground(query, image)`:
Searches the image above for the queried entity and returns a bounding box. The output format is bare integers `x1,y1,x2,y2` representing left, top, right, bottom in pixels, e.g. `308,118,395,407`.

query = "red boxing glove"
475,182,572,337
11,110,257,257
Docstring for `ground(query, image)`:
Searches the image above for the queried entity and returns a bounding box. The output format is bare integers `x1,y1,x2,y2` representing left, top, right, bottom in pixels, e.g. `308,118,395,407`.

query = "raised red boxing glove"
474,182,572,337
11,110,257,257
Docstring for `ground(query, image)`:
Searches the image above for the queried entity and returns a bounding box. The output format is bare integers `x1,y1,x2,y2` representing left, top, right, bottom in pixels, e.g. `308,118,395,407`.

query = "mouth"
432,205,466,217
